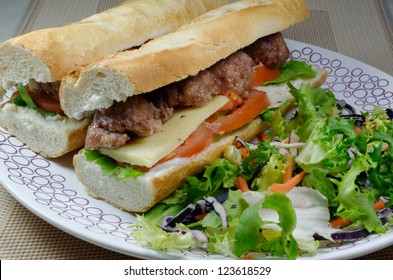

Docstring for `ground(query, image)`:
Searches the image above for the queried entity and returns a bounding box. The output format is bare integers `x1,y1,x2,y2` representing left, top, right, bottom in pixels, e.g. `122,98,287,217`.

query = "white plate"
1,39,393,260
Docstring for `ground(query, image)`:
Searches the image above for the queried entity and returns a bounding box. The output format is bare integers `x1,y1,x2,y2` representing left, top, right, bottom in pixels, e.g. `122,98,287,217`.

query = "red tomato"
220,89,243,112
156,89,270,165
156,122,215,165
173,122,215,158
253,65,281,87
27,89,64,115
206,89,270,135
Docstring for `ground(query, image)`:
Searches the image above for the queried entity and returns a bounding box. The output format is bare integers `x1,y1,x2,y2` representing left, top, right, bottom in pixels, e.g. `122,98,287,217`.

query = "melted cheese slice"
100,95,228,168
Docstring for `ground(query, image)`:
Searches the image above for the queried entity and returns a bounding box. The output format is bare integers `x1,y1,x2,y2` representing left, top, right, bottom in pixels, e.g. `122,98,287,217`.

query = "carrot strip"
243,252,254,260
258,131,269,142
239,147,250,159
330,217,351,229
269,171,306,193
282,137,290,144
329,106,335,116
283,153,293,183
236,176,249,192
194,213,208,221
330,200,386,228
354,126,362,135
374,200,385,210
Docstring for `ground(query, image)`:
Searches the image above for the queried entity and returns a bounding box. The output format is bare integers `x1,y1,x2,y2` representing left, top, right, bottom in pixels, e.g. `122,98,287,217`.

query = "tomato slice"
220,89,243,112
173,122,215,158
253,65,281,87
27,89,64,115
156,122,215,165
206,89,270,135
155,89,269,165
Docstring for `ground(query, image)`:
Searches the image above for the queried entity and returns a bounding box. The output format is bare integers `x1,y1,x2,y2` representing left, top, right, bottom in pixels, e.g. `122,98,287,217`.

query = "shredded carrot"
269,171,306,193
330,217,351,228
374,200,385,210
330,200,386,228
236,176,249,192
329,107,334,116
258,131,269,142
239,147,250,159
354,126,362,135
194,213,208,221
283,153,293,182
243,252,254,260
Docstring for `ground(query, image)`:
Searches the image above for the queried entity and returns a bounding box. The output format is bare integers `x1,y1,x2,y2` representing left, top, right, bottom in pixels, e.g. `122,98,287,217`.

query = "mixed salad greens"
130,81,393,259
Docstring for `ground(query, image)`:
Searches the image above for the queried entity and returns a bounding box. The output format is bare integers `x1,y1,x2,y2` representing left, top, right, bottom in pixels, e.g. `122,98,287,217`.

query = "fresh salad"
130,77,393,259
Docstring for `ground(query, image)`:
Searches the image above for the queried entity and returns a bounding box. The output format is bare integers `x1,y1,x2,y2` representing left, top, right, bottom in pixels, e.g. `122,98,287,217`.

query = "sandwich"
60,0,328,212
0,0,228,158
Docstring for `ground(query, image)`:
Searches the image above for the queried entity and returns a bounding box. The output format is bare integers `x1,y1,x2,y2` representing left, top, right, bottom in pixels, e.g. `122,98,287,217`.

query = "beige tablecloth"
1,0,393,260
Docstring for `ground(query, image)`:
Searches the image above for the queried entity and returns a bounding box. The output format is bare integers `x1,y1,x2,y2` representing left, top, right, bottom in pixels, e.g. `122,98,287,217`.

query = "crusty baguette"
73,68,327,213
0,0,228,94
60,0,309,120
0,0,228,158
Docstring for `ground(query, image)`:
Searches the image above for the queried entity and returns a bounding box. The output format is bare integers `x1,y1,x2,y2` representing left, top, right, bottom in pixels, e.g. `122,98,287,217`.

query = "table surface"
1,0,393,260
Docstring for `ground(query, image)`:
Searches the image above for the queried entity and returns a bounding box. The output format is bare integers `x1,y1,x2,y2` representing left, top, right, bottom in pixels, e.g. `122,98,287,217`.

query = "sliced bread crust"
0,0,228,93
0,0,228,157
60,0,309,119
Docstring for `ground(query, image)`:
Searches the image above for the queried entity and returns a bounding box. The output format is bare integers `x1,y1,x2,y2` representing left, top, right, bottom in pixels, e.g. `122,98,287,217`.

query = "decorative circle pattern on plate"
0,40,392,259
290,44,392,113
1,133,137,239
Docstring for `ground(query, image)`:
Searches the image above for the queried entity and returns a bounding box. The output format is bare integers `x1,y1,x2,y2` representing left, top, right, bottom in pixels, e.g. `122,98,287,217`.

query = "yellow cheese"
100,95,228,167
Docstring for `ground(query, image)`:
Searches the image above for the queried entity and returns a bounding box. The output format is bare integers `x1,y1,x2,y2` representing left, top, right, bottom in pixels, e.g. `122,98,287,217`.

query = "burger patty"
30,81,61,100
85,32,289,150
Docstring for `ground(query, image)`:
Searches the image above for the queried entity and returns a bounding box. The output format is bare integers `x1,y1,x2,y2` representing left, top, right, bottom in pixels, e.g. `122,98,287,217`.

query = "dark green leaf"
264,60,316,86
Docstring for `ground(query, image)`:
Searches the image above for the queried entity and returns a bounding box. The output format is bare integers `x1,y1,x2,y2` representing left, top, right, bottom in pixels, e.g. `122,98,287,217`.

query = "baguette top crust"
0,0,228,93
60,0,309,120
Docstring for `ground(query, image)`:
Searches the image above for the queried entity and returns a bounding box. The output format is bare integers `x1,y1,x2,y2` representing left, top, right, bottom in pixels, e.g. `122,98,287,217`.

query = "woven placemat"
1,0,393,259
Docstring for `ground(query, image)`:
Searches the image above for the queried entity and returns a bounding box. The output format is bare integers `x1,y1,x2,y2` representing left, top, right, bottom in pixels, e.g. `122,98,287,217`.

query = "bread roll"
0,0,228,158
0,0,228,93
60,0,309,120
73,68,327,212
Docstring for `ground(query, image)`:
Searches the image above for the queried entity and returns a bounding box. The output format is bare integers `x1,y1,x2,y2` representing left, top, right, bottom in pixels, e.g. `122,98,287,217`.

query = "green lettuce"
232,193,297,259
84,149,143,180
295,119,350,174
131,215,195,250
253,153,286,191
164,158,240,205
287,83,336,140
263,60,316,86
302,169,338,207
332,154,385,233
241,140,279,180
